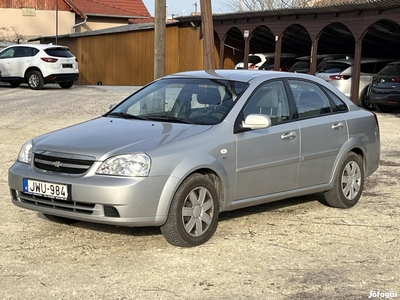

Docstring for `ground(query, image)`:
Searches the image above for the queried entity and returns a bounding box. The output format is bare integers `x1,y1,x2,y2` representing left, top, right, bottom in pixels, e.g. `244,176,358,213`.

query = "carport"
178,0,400,105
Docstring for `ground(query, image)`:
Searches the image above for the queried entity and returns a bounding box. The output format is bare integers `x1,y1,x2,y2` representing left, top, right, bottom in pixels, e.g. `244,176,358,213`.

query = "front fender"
155,153,232,222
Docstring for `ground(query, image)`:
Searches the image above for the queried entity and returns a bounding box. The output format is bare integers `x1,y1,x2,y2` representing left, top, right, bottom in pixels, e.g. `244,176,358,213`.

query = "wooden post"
200,0,215,70
154,0,166,80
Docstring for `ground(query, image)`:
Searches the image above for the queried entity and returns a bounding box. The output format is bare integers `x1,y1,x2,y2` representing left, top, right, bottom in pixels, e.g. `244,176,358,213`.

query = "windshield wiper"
106,112,147,120
144,114,196,124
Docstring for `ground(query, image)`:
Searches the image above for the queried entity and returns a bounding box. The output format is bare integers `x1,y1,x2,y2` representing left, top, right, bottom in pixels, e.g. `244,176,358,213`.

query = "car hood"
33,117,211,160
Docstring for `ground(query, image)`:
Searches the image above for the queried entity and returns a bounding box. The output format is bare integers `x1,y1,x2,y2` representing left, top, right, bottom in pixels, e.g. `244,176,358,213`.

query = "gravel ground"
0,83,399,300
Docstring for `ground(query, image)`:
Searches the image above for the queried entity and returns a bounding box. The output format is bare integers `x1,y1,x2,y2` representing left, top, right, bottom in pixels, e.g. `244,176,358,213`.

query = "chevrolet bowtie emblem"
52,161,63,168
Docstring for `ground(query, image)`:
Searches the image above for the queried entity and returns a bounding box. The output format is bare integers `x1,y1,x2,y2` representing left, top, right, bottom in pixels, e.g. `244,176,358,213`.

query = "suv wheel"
27,71,44,90
59,81,74,89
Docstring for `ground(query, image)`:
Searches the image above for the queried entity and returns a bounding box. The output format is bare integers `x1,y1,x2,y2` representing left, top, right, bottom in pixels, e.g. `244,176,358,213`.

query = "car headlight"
18,140,33,164
96,153,151,177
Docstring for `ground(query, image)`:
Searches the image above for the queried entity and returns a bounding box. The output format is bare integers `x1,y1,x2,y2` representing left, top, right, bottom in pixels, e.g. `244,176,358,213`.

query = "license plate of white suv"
23,178,68,200
62,64,73,68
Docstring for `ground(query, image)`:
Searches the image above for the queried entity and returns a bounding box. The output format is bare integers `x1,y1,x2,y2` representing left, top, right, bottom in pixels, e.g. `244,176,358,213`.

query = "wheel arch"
24,66,42,79
329,138,366,186
155,161,228,225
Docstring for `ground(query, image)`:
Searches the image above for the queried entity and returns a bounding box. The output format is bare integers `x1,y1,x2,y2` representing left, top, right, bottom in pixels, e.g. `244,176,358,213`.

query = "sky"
141,0,231,17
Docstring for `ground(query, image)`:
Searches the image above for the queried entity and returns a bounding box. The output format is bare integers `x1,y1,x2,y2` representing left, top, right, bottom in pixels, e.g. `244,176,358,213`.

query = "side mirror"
242,114,272,129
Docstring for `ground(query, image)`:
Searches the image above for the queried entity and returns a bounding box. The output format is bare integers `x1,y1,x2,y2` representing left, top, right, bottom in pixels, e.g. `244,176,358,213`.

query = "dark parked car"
367,61,400,113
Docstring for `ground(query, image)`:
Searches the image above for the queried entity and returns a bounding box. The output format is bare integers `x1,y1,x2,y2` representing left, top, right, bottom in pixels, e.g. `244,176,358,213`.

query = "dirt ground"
0,84,399,300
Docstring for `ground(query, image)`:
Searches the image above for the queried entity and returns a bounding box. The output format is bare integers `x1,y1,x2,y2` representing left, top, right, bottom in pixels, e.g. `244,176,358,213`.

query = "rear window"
248,56,262,64
377,64,400,76
44,48,74,58
289,61,309,72
318,62,350,73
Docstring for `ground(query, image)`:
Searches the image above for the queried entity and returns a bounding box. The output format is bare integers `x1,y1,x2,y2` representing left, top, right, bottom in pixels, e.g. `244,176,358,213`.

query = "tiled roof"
70,0,151,18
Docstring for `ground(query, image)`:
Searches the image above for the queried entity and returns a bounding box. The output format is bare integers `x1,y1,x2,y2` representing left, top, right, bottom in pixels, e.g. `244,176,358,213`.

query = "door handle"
331,122,344,130
281,132,296,140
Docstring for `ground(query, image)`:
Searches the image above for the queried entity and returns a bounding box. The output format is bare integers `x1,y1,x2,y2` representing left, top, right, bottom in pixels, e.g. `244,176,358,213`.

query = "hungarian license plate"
23,178,68,200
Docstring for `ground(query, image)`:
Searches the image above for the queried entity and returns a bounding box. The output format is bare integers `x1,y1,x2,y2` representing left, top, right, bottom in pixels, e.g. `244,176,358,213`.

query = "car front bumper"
8,161,177,227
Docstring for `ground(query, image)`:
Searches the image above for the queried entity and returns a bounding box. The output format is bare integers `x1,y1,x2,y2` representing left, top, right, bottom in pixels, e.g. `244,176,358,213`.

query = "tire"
375,104,395,113
27,70,44,90
161,173,220,247
359,90,375,111
42,213,78,225
324,152,364,209
59,81,74,89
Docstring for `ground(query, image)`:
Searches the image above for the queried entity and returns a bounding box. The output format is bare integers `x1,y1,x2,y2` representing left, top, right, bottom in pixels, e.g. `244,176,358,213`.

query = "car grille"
17,191,95,215
33,151,96,174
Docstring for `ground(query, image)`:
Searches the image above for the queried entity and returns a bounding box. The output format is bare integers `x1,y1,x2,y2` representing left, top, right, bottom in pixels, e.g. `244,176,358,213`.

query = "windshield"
107,78,248,125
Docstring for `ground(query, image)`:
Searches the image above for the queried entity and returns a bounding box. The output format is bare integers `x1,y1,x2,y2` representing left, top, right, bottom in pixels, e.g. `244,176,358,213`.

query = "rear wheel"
42,213,78,225
59,81,74,89
161,173,220,247
375,104,395,113
27,70,44,90
324,152,364,208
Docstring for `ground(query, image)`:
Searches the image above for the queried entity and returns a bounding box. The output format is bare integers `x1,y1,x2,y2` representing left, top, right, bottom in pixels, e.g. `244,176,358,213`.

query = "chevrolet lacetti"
8,70,380,247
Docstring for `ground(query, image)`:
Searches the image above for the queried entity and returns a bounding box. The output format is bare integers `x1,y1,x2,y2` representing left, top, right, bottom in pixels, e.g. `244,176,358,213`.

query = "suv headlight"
18,140,33,164
96,153,151,177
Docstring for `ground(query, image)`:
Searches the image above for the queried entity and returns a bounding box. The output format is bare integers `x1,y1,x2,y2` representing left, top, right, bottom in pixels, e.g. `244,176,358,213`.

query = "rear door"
288,79,349,188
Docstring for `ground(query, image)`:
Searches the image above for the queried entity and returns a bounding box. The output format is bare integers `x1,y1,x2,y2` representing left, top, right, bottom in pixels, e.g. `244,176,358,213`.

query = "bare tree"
0,27,24,44
225,0,357,12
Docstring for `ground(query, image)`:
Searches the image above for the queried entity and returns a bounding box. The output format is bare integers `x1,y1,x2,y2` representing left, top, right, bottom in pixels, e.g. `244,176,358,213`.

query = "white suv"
0,43,79,90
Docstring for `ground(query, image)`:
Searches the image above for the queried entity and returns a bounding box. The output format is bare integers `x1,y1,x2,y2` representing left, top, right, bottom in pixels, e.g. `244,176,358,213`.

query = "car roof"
326,57,395,65
162,69,321,83
2,43,68,50
295,54,351,61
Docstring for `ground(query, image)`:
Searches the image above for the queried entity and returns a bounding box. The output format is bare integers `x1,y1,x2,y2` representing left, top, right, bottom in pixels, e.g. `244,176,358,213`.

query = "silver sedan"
8,70,380,247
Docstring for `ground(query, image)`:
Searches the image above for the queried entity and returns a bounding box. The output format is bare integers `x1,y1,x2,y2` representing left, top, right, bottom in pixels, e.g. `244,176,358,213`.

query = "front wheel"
161,173,220,247
59,81,74,89
27,71,44,90
324,152,364,208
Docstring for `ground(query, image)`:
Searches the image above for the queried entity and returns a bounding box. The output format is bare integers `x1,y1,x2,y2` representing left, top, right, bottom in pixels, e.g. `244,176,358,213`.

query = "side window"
0,48,14,59
322,87,348,112
288,80,331,119
13,47,26,58
243,80,290,125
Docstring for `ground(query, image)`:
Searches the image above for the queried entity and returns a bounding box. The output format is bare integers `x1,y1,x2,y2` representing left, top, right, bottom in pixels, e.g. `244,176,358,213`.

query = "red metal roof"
71,0,151,18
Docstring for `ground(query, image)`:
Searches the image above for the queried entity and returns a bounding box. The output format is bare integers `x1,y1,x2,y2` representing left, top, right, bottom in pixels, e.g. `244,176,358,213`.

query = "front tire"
324,152,364,208
27,70,44,90
161,173,220,247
